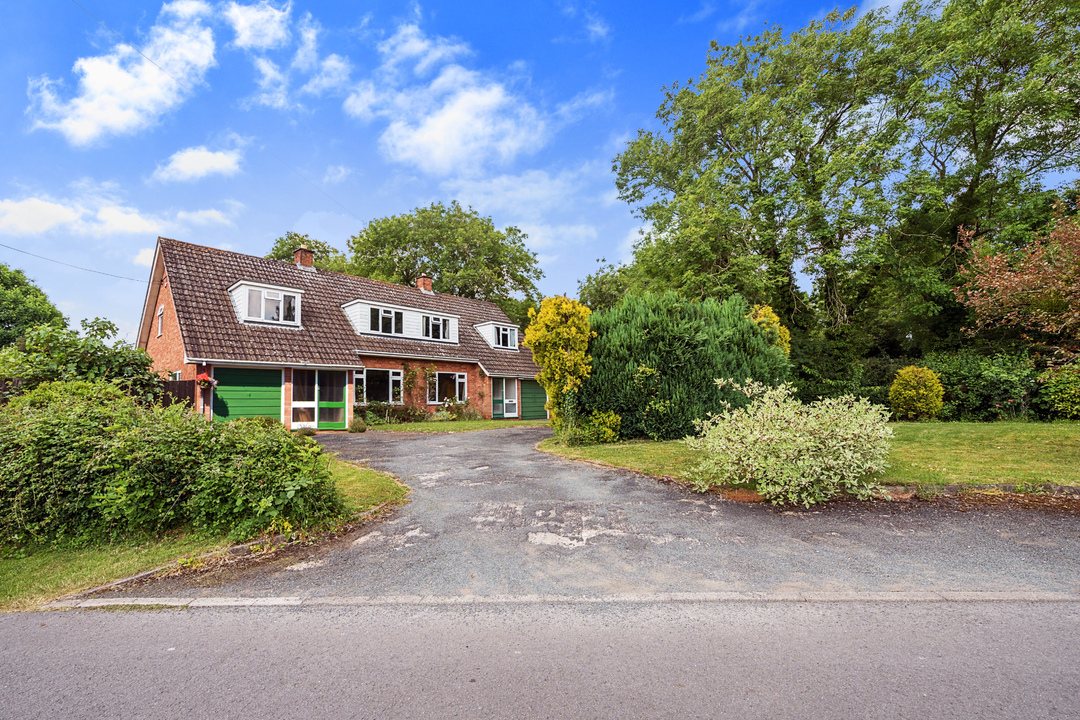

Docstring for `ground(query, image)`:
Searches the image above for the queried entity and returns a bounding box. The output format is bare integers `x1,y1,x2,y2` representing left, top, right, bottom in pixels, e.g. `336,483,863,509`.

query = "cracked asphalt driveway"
108,426,1080,600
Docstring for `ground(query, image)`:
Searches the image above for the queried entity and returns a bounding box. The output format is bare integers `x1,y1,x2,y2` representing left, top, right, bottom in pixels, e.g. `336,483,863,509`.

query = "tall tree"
0,264,65,348
266,231,352,273
348,201,543,326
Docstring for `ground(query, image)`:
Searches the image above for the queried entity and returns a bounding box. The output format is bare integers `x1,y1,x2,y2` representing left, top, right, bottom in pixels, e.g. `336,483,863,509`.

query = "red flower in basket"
195,372,218,389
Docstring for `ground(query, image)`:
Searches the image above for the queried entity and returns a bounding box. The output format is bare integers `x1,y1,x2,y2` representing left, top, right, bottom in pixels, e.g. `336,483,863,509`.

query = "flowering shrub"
889,366,944,420
1038,364,1080,419
687,380,893,507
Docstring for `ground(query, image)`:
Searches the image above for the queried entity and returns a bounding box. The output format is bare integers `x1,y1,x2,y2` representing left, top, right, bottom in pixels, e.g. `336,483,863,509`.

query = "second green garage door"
212,368,282,422
520,379,548,420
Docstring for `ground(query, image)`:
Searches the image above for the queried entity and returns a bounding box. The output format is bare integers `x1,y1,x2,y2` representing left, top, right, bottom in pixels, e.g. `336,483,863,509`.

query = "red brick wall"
144,272,191,378
356,357,493,419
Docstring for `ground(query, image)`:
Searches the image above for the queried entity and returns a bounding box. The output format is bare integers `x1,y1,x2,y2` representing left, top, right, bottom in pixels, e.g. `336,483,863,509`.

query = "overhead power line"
68,0,368,225
0,241,145,282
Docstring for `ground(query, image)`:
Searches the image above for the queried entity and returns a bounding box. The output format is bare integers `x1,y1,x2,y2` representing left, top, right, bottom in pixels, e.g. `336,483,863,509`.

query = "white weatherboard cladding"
343,301,459,343
475,323,495,347
228,286,245,322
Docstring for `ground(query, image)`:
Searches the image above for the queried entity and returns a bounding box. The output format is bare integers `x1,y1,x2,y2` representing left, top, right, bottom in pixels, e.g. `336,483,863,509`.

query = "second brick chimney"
294,244,314,268
416,274,434,293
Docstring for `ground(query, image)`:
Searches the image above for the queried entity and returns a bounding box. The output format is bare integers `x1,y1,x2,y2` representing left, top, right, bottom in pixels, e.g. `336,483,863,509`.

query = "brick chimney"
416,274,434,293
293,244,314,268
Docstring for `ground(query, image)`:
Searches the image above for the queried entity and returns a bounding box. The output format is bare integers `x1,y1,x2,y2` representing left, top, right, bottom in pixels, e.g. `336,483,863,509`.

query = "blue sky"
1,0,855,341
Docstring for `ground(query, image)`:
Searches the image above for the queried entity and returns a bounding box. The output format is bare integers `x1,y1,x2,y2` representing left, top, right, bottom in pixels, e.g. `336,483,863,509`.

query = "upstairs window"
494,325,517,348
156,305,164,337
246,288,298,324
423,315,451,341
369,307,404,335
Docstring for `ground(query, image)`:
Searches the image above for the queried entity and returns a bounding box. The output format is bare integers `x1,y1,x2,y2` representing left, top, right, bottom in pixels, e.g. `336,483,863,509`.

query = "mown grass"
0,457,406,613
539,422,1080,488
369,419,550,433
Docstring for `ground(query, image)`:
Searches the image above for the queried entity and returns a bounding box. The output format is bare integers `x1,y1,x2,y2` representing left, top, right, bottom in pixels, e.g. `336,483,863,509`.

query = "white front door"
503,378,518,417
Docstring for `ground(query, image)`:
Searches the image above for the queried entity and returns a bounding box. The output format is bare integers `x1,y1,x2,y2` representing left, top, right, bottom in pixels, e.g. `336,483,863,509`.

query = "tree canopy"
0,264,65,348
608,0,1080,378
266,231,352,273
348,201,543,326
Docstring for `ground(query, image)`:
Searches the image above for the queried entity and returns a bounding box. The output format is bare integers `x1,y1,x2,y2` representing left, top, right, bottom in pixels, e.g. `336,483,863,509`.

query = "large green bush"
0,381,343,546
922,350,1039,421
1038,364,1080,420
579,292,789,440
688,381,893,506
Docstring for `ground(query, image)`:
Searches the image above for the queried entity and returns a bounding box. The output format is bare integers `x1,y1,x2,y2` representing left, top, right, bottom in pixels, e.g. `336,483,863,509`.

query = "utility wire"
0,241,145,282
68,0,368,226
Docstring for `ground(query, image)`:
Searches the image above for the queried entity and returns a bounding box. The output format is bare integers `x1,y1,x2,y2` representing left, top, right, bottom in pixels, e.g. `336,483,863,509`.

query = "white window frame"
494,325,517,348
369,307,404,336
156,305,164,337
245,287,300,326
422,315,452,341
427,372,468,404
357,368,404,405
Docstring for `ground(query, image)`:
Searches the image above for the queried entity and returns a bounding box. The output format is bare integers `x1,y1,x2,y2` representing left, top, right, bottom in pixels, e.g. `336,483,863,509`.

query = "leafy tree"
0,264,65,348
348,201,543,326
0,318,160,402
577,259,641,313
522,296,595,426
956,212,1080,358
266,231,352,273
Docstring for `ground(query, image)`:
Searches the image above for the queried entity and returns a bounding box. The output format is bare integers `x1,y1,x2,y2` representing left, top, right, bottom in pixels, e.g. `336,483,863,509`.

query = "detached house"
137,237,545,429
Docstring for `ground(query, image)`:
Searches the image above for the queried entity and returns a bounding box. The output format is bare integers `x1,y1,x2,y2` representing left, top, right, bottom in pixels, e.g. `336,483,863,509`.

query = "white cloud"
518,223,597,251
224,1,292,50
27,1,216,146
0,198,83,234
300,54,353,95
323,165,353,183
678,3,717,23
292,13,320,71
344,26,546,176
133,247,156,266
152,146,242,182
175,208,232,225
444,168,583,220
556,88,614,124
557,4,611,43
718,0,764,32
93,206,163,235
251,57,290,108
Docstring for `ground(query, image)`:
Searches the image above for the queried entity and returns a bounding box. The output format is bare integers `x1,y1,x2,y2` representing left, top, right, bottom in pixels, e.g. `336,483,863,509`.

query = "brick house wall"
356,356,493,419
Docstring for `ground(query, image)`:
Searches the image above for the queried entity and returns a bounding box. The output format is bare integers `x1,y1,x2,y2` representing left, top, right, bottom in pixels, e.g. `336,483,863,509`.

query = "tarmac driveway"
98,426,1080,601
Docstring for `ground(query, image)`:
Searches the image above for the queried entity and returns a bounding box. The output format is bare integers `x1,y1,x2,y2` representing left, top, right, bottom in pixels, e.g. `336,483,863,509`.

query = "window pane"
423,316,430,337
320,407,344,424
320,371,345,403
391,377,402,404
366,369,390,403
493,378,503,401
247,289,262,318
381,312,392,334
504,379,516,402
293,369,316,402
509,329,516,346
394,312,403,334
437,373,457,402
264,296,281,321
427,374,437,403
283,295,296,322
355,373,365,403
457,376,467,400
443,319,450,339
431,318,441,340
292,407,315,423
370,308,379,331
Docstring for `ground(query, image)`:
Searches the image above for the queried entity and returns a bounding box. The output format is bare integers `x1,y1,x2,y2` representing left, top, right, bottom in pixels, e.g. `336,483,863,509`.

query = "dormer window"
423,315,451,340
246,288,299,325
495,325,517,348
370,307,404,335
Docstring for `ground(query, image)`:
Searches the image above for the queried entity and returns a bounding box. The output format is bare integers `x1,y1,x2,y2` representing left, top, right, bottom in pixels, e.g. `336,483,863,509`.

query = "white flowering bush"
687,380,893,506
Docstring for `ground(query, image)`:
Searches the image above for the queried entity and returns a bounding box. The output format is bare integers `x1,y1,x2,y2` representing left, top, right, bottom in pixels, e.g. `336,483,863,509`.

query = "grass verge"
0,457,407,613
369,419,550,433
538,422,1080,489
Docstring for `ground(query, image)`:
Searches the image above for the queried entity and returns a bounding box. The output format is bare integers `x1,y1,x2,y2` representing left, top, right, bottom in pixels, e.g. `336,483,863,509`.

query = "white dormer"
341,299,460,344
228,281,303,327
474,321,519,351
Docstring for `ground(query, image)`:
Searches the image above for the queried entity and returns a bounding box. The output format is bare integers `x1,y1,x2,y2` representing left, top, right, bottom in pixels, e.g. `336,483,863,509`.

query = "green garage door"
213,368,282,422
520,379,548,420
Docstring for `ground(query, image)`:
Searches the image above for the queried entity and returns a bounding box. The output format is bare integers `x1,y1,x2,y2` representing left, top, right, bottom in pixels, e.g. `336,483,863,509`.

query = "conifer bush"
578,292,789,440
889,366,944,420
688,381,892,506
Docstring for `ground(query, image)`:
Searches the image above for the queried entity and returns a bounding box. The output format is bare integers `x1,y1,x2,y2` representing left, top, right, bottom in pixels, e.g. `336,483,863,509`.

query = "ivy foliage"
523,296,595,426
578,292,790,440
0,381,344,547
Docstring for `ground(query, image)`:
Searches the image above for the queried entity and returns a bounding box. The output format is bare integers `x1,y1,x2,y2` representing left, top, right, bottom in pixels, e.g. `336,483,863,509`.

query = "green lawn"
368,419,550,433
0,457,405,613
538,422,1080,488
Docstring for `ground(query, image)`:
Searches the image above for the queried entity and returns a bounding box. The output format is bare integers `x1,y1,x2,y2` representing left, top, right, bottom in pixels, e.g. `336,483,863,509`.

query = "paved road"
95,426,1080,600
3,602,1079,719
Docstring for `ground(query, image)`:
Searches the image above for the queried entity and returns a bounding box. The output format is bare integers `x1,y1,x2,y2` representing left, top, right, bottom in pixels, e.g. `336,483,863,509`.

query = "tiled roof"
159,237,541,377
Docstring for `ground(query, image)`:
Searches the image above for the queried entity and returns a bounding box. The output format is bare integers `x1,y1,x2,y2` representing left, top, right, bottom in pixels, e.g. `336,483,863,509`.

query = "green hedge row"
0,381,344,547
